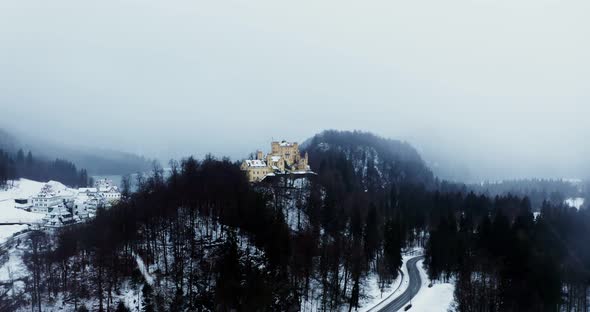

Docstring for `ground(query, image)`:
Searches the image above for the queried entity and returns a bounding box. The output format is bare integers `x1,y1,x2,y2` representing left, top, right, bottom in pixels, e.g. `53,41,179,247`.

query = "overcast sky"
0,0,588,181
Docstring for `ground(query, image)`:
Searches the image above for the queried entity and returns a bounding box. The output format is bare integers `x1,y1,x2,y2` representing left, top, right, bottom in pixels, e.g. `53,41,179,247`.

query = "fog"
0,0,588,182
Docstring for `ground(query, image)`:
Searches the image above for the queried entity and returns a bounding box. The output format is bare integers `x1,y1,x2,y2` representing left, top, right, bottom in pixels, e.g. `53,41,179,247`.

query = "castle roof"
278,141,296,147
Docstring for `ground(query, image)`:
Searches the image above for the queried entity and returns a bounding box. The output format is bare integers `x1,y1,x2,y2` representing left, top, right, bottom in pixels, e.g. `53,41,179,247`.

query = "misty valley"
2,0,589,311
0,130,588,312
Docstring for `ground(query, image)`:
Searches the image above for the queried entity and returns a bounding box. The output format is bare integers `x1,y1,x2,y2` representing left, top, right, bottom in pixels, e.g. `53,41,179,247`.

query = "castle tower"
271,142,280,154
256,150,264,160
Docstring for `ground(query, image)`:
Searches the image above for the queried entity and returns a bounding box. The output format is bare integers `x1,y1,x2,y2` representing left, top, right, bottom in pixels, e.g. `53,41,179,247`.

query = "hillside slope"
304,130,434,189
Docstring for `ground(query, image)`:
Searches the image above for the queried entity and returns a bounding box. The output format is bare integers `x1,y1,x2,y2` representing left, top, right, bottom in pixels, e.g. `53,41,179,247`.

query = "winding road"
377,255,425,312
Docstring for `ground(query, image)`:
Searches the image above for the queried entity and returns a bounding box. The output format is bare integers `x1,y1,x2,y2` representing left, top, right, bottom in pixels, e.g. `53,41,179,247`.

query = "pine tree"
364,204,379,262
115,301,130,312
383,219,402,279
214,231,242,309
141,282,155,312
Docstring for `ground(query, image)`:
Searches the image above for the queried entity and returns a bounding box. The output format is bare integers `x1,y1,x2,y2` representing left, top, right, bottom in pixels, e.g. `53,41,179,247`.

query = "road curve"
377,255,425,312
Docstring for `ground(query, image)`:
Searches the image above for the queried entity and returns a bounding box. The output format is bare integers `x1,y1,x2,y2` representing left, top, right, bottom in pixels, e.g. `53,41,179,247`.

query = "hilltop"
303,130,435,189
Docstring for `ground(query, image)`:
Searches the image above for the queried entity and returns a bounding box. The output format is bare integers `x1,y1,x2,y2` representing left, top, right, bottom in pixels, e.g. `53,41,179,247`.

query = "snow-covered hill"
0,179,49,224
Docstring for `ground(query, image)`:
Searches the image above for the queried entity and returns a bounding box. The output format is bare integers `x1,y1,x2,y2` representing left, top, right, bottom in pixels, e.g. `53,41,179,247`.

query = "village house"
31,183,71,213
20,178,122,227
42,204,76,228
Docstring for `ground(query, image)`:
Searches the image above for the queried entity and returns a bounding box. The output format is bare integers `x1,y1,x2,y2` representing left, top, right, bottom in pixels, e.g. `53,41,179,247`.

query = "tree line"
0,148,91,187
470,178,581,210
424,192,590,311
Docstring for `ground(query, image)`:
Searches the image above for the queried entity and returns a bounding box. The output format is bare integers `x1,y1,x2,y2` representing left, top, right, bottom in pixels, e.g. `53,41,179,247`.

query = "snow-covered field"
0,178,79,243
0,245,29,283
0,179,46,224
565,197,585,210
0,224,28,244
411,259,455,312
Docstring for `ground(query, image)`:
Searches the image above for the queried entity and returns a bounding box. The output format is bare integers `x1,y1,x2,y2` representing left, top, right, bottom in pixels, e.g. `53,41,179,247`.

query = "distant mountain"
0,128,152,175
28,143,153,176
303,130,435,189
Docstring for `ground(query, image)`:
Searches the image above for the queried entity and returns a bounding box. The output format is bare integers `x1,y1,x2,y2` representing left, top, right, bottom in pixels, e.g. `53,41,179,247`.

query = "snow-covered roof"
279,141,296,147
244,159,267,167
98,186,119,193
46,180,68,191
78,188,98,193
270,156,282,162
32,181,74,199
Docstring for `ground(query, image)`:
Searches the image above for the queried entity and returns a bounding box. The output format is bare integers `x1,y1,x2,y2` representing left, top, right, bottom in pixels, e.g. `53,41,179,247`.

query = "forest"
0,128,153,177
2,131,589,311
470,179,583,210
0,148,91,188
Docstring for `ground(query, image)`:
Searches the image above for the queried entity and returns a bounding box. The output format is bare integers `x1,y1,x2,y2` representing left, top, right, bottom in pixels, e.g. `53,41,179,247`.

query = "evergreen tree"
115,302,130,312
214,231,242,309
383,219,402,279
141,282,155,312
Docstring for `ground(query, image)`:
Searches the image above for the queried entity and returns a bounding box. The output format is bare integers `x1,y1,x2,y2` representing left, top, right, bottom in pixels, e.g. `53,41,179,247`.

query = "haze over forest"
1,0,589,182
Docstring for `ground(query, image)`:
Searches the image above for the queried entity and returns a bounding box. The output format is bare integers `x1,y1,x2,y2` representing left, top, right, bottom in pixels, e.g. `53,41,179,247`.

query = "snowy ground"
132,251,155,285
358,272,402,312
0,224,28,244
565,197,585,210
0,237,31,305
0,245,28,283
0,179,46,223
358,253,414,312
410,259,455,312
357,247,455,312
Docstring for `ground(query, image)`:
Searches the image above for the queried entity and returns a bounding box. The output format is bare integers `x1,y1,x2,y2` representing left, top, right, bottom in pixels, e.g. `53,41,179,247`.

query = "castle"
241,140,310,182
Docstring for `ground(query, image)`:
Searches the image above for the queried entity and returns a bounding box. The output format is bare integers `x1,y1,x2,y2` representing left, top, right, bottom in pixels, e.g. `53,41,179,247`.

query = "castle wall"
270,141,300,166
242,141,309,182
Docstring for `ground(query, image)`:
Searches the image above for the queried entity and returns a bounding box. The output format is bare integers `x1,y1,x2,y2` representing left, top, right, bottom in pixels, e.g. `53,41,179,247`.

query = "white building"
71,179,120,220
99,186,121,202
23,179,122,227
94,179,121,203
73,193,101,219
31,184,66,213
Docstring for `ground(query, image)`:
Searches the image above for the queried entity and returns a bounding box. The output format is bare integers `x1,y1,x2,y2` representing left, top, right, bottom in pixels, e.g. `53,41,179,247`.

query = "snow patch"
358,262,405,312
359,248,422,312
0,225,27,244
564,197,585,210
410,259,455,312
0,179,46,223
0,246,29,282
133,251,155,285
